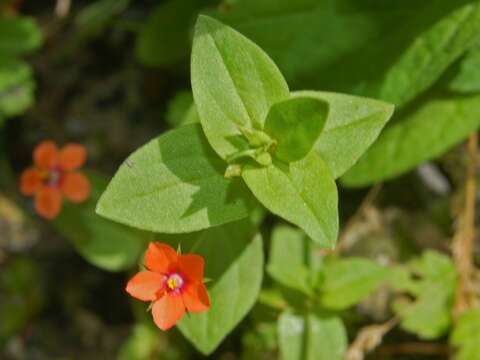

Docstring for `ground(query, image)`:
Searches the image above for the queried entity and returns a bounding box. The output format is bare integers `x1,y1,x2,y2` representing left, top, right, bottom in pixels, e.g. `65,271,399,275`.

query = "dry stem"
452,133,478,320
336,184,382,254
345,317,398,360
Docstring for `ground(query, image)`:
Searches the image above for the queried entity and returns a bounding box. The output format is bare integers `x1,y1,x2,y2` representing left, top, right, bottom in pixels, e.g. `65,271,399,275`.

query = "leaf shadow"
157,124,256,224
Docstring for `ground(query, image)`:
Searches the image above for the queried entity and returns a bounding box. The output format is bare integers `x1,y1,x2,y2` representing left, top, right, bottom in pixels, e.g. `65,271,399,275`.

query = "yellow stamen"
167,277,179,290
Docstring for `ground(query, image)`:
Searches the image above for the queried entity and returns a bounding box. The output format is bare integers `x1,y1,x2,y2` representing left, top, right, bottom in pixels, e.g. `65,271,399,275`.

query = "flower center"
166,273,184,292
47,168,62,188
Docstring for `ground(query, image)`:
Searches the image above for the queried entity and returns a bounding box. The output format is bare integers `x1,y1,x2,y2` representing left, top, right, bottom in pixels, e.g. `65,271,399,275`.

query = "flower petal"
125,271,164,302
35,187,62,219
145,242,178,273
151,294,185,330
61,172,91,203
178,254,204,282
183,281,210,313
34,141,58,169
59,144,87,171
20,168,43,195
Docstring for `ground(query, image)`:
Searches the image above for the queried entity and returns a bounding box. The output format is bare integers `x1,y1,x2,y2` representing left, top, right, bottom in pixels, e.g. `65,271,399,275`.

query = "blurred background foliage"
1,0,480,359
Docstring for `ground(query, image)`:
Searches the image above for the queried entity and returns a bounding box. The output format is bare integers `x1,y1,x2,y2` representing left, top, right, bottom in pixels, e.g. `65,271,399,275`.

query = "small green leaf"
161,218,264,355
450,309,480,360
242,152,338,248
396,283,453,340
451,309,480,346
0,17,42,56
267,225,323,295
191,15,289,160
264,96,328,163
342,92,480,187
450,45,480,94
293,91,394,178
54,173,149,272
0,58,35,118
96,124,256,233
278,311,347,360
395,251,456,339
74,0,131,40
320,257,387,310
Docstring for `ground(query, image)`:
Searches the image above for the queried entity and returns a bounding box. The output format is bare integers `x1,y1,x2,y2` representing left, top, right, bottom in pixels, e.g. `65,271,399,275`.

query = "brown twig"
335,184,383,253
374,342,452,358
345,317,398,360
452,133,478,320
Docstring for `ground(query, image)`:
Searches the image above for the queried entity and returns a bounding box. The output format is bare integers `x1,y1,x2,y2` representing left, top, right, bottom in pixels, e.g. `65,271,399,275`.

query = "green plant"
97,15,393,354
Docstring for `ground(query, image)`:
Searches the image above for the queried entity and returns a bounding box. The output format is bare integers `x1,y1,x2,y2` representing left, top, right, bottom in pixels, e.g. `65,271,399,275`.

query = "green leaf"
278,311,347,360
450,45,480,94
0,17,42,56
191,15,289,160
360,1,480,106
342,92,480,187
0,258,44,343
319,257,387,310
161,218,264,355
162,89,394,178
267,225,323,295
97,123,256,233
0,58,35,118
242,151,338,248
118,322,163,360
215,1,480,108
165,91,199,128
75,0,131,39
264,96,328,163
144,1,480,109
395,251,456,339
450,309,480,360
53,173,149,272
396,283,453,340
451,309,480,346
136,0,212,66
294,91,394,178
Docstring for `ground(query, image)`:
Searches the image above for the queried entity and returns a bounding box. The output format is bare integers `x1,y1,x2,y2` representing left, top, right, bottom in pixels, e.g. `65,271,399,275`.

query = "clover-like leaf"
264,96,328,163
161,218,264,355
191,15,289,160
242,151,338,248
394,251,456,339
96,123,256,233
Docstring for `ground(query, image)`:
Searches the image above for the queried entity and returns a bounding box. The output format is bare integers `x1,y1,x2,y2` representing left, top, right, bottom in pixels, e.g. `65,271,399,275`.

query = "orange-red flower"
20,140,91,219
126,242,210,330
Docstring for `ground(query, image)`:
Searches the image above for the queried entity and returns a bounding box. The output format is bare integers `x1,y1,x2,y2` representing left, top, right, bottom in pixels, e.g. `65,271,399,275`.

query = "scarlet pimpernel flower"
126,242,210,330
20,140,91,219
